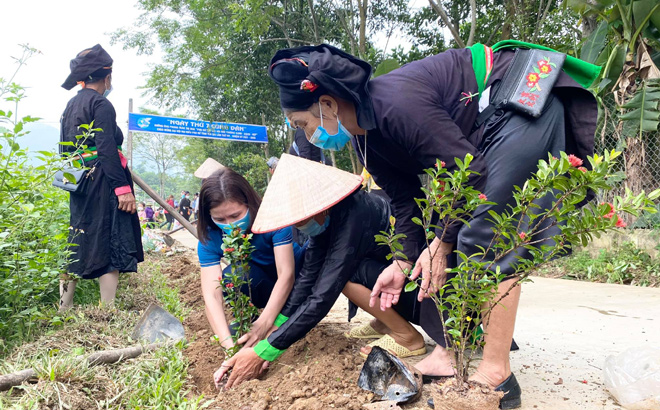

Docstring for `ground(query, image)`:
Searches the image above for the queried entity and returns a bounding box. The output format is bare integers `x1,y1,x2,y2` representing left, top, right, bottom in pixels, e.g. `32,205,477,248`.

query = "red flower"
434,161,446,169
526,73,539,84
578,167,587,173
615,216,627,228
518,232,527,240
540,64,552,74
526,81,536,88
226,283,234,289
300,79,319,92
478,193,487,201
567,154,583,167
242,234,247,238
602,203,615,219
225,247,235,253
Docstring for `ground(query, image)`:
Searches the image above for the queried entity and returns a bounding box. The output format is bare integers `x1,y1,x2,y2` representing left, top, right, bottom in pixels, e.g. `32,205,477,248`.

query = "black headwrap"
61,44,113,90
269,44,376,130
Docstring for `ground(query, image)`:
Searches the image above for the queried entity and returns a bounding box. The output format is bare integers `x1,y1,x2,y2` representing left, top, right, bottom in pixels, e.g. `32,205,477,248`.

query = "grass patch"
0,251,204,409
536,242,660,287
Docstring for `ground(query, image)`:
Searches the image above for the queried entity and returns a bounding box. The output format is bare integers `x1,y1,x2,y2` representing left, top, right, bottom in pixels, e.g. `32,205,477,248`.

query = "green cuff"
254,339,286,362
273,313,289,327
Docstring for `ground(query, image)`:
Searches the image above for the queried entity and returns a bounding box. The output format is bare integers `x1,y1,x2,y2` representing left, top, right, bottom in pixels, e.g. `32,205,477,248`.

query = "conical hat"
194,158,225,179
252,154,363,233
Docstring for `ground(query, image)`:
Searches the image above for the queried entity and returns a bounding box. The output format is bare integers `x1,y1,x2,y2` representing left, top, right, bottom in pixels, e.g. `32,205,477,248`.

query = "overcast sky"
0,0,155,141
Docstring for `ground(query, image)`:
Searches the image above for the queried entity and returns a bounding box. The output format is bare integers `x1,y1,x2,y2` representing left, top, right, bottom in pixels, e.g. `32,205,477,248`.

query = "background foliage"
114,0,587,195
0,48,98,351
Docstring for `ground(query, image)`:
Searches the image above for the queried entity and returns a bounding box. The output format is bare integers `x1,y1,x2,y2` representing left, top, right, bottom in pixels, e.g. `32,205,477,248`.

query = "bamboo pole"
130,171,198,239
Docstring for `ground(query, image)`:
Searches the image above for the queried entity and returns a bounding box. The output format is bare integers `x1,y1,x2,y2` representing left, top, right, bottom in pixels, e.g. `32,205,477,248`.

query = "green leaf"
404,282,418,292
374,59,401,78
602,42,626,85
580,20,609,64
619,80,660,138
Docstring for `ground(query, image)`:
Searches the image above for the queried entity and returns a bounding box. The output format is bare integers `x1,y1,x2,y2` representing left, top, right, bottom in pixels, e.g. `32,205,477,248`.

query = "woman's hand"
369,261,412,311
237,318,271,348
117,193,136,214
411,238,454,302
214,347,267,389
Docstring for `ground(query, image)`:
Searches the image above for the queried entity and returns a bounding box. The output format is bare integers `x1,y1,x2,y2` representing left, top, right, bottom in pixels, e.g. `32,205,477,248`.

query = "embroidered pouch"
494,48,566,118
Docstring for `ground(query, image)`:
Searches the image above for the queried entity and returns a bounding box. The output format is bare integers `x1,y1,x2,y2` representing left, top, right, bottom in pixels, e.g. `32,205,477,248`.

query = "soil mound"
212,324,372,410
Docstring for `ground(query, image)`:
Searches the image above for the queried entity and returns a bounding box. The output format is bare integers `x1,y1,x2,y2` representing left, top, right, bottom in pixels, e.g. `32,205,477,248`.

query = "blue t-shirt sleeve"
272,227,293,247
197,229,224,268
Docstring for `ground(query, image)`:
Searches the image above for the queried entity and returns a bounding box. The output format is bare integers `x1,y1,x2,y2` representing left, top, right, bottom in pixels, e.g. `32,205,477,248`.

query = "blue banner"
128,113,268,143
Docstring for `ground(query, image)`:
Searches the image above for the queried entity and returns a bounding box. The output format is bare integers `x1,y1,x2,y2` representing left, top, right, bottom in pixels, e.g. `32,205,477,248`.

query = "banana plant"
619,79,660,138
570,0,660,136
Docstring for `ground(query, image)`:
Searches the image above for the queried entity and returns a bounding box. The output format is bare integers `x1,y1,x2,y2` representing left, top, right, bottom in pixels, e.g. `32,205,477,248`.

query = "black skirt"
67,160,144,279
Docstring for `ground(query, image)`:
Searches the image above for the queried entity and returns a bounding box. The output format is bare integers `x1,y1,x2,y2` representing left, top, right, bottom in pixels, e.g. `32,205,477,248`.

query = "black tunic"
60,89,143,279
266,191,391,352
354,48,597,262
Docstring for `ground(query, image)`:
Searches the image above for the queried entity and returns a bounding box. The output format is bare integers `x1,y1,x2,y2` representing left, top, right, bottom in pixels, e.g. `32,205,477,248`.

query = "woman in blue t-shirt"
197,168,305,355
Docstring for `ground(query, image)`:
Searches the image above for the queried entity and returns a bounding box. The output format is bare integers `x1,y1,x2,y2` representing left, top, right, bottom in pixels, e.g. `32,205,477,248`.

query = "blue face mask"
309,105,352,151
214,209,251,235
297,215,330,237
103,82,113,98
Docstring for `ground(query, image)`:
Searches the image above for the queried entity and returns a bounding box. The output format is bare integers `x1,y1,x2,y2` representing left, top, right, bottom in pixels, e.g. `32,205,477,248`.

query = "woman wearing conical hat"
197,168,306,359
215,154,427,388
268,43,599,408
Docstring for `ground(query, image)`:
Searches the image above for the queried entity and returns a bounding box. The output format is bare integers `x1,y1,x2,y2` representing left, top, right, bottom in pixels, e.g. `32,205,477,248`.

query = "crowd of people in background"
135,191,200,231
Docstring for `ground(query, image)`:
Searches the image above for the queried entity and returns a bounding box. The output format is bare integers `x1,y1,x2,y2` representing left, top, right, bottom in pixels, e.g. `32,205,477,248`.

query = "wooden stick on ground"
0,342,169,391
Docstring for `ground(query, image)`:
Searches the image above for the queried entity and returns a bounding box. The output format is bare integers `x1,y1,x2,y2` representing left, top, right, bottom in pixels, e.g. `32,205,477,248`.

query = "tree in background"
113,0,601,184
133,132,185,197
570,0,660,223
111,0,409,179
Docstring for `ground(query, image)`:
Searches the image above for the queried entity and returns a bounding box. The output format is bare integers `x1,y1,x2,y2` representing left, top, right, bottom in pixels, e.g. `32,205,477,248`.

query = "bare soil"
157,252,222,394
160,252,375,409
429,379,502,410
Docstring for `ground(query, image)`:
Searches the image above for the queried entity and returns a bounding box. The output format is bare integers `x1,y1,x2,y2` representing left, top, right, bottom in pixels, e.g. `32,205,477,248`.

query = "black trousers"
421,96,566,345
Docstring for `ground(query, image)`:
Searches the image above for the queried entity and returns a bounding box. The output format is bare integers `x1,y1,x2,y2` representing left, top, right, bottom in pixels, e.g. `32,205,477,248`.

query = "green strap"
254,339,286,362
468,43,490,96
273,313,289,327
491,40,602,88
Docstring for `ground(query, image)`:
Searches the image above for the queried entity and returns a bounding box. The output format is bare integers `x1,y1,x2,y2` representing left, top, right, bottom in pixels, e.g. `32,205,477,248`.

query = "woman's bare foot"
469,363,510,389
360,328,425,356
369,318,390,335
414,345,455,377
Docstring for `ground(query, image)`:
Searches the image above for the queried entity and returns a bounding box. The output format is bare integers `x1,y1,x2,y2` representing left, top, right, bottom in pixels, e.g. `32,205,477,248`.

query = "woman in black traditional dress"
59,44,143,309
268,43,599,408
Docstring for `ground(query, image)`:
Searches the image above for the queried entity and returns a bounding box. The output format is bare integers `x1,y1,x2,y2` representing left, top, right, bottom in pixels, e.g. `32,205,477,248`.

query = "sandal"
345,323,385,339
359,335,427,359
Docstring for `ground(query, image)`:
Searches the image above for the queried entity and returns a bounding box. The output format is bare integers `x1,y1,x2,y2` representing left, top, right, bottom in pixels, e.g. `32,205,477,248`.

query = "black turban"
61,44,113,90
269,44,376,130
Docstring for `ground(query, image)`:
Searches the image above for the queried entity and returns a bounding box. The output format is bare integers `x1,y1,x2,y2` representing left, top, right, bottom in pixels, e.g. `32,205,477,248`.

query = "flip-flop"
359,334,427,359
345,323,385,339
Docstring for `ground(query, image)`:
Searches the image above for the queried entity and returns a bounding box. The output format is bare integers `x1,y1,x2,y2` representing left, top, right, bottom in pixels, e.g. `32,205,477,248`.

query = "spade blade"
132,303,185,343
357,346,422,404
